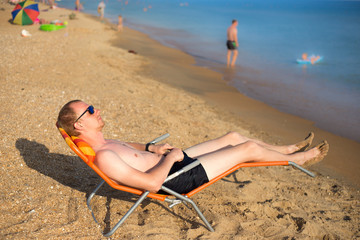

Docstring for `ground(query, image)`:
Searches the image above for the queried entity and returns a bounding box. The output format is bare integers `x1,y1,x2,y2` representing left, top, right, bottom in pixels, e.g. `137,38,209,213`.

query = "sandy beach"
0,2,359,239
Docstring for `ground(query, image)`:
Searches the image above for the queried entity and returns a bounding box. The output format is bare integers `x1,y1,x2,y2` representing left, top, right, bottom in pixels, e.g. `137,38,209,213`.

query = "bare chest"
103,140,161,172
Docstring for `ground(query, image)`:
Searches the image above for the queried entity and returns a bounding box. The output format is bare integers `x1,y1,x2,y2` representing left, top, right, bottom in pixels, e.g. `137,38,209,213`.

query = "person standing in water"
75,0,83,11
118,15,123,32
97,0,106,20
226,19,239,67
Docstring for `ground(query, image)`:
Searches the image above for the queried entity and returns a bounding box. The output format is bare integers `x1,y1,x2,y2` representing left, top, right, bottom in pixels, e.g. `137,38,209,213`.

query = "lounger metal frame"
57,127,315,237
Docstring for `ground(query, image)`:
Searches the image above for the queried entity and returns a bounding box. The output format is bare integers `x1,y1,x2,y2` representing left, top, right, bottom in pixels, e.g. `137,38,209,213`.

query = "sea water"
57,0,360,141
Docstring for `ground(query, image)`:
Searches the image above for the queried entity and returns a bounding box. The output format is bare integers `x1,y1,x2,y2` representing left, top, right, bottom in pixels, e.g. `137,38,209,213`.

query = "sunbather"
57,100,329,194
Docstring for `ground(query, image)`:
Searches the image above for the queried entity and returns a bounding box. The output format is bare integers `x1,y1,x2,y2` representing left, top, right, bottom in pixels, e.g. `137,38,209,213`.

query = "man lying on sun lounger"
57,100,329,194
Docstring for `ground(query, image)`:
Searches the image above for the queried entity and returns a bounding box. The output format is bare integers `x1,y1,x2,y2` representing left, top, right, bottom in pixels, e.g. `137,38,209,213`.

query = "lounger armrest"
164,159,201,183
148,133,170,144
147,133,201,184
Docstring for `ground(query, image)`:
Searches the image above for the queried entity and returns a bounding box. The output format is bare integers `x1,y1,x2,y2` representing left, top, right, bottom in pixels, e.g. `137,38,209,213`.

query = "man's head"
232,19,238,26
57,100,104,136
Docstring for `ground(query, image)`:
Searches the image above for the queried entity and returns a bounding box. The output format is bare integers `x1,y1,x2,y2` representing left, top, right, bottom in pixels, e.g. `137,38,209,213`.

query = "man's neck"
79,131,107,151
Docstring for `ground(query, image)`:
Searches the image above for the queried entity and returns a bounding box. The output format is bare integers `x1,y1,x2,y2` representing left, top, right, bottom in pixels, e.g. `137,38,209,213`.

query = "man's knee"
237,141,262,157
242,140,258,149
225,131,246,143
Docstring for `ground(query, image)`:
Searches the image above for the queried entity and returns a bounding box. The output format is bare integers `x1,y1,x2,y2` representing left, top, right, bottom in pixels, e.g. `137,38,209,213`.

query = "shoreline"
112,24,360,190
55,0,359,142
1,3,359,238
111,5,360,143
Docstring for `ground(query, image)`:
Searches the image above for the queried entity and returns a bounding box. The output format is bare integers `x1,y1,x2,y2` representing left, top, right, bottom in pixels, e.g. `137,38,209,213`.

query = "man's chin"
98,121,105,130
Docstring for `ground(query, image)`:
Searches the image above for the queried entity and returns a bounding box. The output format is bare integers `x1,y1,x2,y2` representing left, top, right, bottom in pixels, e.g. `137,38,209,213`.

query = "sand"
0,2,359,239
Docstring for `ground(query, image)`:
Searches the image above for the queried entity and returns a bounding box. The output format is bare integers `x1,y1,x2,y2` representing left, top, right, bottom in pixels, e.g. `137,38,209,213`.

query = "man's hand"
165,148,184,163
150,143,173,154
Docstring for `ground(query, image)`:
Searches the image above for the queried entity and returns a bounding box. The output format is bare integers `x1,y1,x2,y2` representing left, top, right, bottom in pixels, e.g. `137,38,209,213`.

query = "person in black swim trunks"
57,100,329,194
226,19,239,67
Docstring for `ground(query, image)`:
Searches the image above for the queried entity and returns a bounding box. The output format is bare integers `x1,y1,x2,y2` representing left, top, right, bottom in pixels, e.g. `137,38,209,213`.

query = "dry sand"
0,3,359,239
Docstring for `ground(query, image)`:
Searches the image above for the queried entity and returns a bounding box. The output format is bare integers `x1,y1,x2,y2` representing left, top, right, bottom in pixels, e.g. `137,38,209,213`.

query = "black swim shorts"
226,40,237,50
159,152,209,194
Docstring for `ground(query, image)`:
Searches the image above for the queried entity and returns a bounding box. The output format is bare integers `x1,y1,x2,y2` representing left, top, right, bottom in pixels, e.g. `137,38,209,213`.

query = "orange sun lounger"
56,122,315,237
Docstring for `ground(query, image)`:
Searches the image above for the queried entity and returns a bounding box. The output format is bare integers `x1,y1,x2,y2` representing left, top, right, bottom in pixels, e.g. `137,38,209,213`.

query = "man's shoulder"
95,141,118,156
230,26,237,31
96,148,116,158
95,139,127,158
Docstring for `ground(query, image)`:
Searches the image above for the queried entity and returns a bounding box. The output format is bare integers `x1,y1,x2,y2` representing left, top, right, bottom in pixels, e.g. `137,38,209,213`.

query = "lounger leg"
161,186,215,232
87,180,106,224
86,181,150,237
103,191,150,237
289,161,315,177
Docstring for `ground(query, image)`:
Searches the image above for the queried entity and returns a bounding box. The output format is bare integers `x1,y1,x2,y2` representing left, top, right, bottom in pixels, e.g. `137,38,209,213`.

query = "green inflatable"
39,24,66,32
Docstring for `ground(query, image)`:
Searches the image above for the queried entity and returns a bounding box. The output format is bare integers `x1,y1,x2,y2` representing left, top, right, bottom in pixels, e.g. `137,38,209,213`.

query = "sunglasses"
74,105,95,123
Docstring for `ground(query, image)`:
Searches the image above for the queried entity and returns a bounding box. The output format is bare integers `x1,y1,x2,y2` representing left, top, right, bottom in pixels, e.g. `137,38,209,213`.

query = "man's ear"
73,121,83,130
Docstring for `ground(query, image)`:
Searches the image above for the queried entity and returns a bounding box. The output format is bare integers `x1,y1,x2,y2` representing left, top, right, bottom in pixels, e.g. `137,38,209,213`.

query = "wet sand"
0,3,359,239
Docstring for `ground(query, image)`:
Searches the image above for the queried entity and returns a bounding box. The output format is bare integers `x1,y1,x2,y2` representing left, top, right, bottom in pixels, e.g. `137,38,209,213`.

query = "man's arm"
233,28,239,47
94,148,183,192
127,142,173,154
126,142,147,151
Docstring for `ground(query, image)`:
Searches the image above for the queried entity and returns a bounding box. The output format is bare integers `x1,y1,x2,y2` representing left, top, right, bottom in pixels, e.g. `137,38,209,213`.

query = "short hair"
57,100,82,136
232,19,237,24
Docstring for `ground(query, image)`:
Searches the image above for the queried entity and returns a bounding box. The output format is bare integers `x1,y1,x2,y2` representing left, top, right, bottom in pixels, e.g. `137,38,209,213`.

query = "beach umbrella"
11,0,39,25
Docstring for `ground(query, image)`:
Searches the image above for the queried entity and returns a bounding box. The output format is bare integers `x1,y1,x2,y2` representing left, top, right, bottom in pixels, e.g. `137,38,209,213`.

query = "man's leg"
184,132,313,158
227,50,232,67
231,50,238,67
197,140,328,180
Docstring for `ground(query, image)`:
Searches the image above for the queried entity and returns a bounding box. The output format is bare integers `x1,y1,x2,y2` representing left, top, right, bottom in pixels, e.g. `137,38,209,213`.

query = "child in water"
302,53,321,64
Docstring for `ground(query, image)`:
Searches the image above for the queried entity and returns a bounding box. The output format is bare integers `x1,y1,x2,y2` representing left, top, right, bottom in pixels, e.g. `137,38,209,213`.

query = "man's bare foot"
302,140,329,167
294,132,314,153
